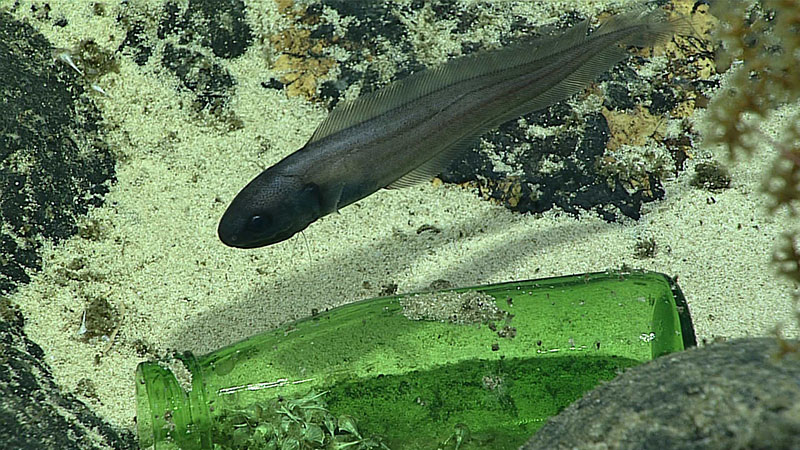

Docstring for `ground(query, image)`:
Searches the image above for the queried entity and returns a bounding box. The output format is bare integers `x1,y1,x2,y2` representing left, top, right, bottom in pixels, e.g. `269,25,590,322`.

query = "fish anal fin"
385,137,478,189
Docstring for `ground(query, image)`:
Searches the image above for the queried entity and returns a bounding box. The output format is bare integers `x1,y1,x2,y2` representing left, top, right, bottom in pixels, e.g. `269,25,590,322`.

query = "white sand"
9,0,799,432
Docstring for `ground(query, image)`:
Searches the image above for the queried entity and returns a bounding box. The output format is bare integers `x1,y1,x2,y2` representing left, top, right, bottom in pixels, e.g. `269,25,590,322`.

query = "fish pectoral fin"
385,136,479,189
321,183,344,214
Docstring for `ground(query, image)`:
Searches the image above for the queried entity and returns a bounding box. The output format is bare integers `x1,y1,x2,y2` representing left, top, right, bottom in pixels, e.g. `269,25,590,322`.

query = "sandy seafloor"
7,0,800,434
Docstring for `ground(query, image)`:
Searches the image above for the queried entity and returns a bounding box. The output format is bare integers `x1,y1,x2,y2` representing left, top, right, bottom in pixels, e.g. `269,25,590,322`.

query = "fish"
218,7,677,248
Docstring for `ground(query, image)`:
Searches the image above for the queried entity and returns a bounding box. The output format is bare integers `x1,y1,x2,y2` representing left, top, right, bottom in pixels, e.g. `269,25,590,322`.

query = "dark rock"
117,21,152,66
0,11,115,295
0,299,137,449
161,42,235,110
157,0,251,59
523,338,800,450
0,10,130,448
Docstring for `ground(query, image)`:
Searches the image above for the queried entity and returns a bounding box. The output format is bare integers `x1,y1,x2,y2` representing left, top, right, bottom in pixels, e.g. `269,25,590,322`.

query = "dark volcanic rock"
0,299,137,449
523,338,800,450
0,11,130,449
0,12,115,296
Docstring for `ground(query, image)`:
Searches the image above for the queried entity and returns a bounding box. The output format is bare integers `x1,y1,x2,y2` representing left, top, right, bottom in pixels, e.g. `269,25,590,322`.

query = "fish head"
218,169,322,248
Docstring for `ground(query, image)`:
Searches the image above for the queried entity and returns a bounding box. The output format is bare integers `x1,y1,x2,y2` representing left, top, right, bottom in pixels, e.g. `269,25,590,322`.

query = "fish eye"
246,214,271,233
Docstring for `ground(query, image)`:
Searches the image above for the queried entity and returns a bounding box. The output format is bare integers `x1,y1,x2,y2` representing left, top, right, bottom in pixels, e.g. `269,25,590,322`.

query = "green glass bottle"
135,270,695,450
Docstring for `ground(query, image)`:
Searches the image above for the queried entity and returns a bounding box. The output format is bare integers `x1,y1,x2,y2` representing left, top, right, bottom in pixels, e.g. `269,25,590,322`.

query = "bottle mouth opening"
135,352,211,449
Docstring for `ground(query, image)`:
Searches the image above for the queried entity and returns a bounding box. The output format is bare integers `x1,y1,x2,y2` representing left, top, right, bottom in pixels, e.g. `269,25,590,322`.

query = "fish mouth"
220,233,294,249
217,221,299,249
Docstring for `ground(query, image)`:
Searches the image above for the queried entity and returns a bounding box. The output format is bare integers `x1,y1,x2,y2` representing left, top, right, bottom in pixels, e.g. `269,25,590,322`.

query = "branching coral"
705,0,800,351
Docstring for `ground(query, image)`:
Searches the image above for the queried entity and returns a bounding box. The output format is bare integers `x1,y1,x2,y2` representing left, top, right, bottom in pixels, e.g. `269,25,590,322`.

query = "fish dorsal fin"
485,8,676,128
308,17,594,144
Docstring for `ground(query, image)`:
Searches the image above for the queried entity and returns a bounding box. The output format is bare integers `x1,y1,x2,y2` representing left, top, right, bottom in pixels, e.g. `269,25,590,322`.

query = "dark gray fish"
219,8,677,248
